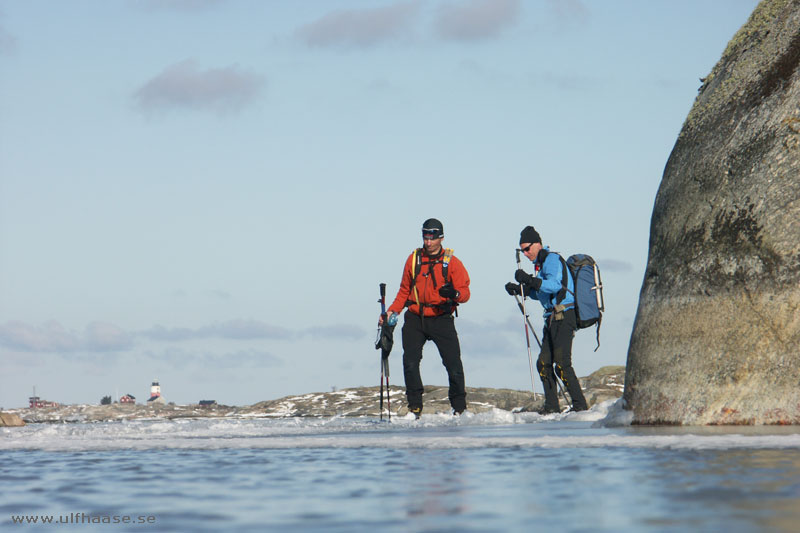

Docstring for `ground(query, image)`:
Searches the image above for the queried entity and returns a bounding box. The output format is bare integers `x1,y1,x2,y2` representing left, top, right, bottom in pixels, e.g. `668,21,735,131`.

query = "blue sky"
0,0,759,408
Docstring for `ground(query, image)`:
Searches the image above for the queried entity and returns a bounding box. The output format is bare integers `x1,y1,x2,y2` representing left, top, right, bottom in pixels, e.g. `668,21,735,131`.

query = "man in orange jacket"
381,218,471,418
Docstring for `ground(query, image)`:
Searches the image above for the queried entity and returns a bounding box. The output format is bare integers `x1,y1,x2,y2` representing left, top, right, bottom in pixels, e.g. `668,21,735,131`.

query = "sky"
0,0,761,408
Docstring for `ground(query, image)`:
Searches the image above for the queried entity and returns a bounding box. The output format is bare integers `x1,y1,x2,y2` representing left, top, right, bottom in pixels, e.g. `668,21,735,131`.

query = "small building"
28,396,59,409
198,400,217,407
147,378,166,404
28,387,59,409
120,394,136,404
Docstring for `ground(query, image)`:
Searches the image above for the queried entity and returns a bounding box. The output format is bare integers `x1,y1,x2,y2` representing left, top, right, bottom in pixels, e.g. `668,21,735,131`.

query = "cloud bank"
0,321,132,352
0,319,367,353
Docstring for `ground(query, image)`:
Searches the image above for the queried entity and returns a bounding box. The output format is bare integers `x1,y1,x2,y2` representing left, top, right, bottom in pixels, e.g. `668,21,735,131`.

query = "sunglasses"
521,244,534,253
422,234,441,241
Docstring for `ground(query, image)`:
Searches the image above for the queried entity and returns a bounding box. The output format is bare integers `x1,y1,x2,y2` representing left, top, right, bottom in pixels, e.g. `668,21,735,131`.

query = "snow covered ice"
4,399,800,452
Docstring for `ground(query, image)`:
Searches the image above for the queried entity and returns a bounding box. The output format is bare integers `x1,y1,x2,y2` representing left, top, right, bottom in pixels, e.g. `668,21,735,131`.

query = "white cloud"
0,320,133,352
434,0,521,42
296,0,422,48
2,318,366,355
0,321,80,352
133,59,263,115
84,321,134,351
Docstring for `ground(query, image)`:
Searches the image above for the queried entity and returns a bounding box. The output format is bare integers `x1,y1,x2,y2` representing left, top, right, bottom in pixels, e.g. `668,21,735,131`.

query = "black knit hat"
422,218,444,238
519,226,541,245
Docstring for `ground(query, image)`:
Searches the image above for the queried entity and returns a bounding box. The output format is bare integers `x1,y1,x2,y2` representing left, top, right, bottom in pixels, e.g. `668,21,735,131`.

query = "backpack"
558,254,604,351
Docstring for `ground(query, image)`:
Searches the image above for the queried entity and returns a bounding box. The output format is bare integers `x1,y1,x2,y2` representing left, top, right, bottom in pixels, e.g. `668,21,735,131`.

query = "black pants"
536,308,588,412
401,311,466,412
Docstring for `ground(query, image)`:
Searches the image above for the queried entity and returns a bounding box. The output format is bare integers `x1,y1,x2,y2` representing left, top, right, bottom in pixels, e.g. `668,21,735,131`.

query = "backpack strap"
555,253,574,304
442,248,453,284
594,315,602,351
410,248,421,310
442,248,457,316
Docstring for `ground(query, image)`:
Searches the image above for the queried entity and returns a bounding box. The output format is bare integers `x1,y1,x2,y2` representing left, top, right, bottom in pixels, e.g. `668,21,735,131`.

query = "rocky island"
1,366,624,425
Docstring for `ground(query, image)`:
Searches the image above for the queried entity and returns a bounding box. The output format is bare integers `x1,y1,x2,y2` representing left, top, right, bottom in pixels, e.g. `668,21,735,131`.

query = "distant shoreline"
3,366,625,425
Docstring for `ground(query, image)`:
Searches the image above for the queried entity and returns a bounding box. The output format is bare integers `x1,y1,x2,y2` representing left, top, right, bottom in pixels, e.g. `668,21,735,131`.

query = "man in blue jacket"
505,226,588,414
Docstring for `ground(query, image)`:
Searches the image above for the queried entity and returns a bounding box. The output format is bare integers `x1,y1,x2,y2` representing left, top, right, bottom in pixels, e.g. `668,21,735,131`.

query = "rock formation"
0,412,25,427
625,0,800,424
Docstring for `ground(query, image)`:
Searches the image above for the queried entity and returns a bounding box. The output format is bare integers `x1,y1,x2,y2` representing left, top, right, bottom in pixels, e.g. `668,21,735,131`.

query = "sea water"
2,400,800,532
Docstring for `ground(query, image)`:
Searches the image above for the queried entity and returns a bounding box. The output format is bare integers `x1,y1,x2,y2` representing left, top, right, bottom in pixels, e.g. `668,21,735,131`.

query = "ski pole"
383,353,390,422
377,283,393,421
516,249,538,397
378,283,387,421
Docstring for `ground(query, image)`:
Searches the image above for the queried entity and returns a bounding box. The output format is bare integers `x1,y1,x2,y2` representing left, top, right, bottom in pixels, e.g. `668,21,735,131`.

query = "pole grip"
379,283,387,316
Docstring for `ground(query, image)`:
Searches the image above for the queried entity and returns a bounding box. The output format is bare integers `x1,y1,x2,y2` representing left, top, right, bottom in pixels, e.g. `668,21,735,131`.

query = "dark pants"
536,308,588,412
401,311,466,412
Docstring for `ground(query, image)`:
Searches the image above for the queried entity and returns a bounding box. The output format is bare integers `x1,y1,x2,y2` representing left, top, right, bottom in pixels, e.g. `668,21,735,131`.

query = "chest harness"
406,247,458,317
537,250,573,322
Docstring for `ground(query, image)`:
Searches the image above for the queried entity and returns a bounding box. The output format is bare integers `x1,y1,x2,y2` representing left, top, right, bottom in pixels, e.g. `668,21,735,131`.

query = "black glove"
515,269,542,291
505,282,521,296
439,282,459,299
505,282,535,298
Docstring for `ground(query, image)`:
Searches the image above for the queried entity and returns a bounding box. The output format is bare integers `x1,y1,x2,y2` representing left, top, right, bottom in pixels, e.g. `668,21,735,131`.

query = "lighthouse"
147,378,166,404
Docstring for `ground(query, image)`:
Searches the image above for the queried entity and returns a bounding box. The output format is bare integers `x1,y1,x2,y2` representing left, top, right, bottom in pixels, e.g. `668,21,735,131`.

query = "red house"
120,394,136,404
29,396,59,408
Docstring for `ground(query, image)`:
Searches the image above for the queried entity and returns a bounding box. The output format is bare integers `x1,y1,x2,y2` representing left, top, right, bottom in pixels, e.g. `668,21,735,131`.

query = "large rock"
624,0,800,425
0,412,25,427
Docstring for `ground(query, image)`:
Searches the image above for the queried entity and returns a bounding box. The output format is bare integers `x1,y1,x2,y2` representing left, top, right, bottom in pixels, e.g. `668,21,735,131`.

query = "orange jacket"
388,248,470,317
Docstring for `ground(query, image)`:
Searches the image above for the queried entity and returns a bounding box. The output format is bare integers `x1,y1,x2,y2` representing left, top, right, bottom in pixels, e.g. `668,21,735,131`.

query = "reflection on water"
630,447,800,532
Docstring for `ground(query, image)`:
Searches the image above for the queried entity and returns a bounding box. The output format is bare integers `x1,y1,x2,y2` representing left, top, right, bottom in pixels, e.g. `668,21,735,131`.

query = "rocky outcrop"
0,412,25,427
251,365,623,417
625,0,800,425
10,366,624,423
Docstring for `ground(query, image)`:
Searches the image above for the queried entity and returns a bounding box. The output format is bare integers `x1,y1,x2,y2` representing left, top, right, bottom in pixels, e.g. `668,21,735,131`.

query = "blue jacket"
531,247,574,317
